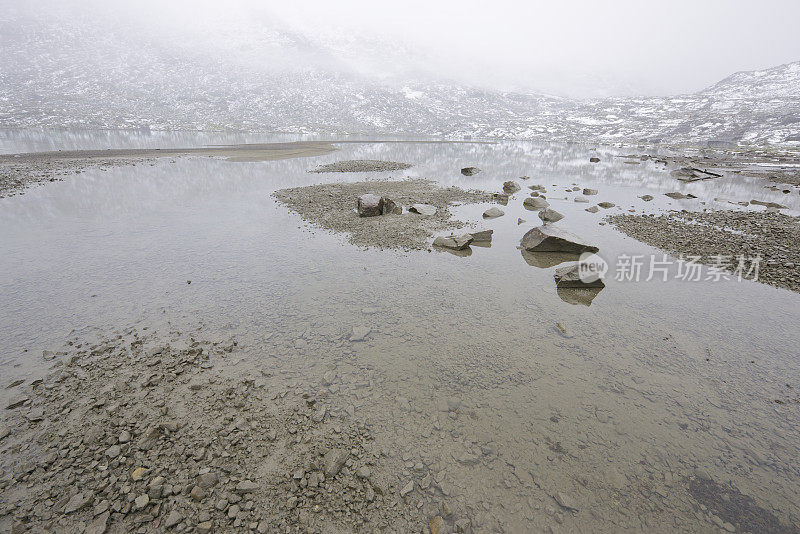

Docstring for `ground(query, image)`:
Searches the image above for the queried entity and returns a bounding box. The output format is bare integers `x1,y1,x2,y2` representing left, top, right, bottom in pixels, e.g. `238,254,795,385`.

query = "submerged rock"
538,208,564,223
483,207,505,218
520,226,599,254
554,263,606,288
409,203,437,216
503,180,521,193
557,287,603,306
433,234,473,250
461,167,481,176
357,194,383,217
523,197,549,210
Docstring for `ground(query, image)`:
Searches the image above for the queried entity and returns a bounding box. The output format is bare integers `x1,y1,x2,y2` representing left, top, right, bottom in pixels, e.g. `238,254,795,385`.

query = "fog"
5,0,798,99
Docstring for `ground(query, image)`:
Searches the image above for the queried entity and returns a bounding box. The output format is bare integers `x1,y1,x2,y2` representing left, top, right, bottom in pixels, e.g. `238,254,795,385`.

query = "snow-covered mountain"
1,3,798,147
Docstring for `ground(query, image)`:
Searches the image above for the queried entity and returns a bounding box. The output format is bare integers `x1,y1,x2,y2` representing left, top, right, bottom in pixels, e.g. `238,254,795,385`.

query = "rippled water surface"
2,130,800,532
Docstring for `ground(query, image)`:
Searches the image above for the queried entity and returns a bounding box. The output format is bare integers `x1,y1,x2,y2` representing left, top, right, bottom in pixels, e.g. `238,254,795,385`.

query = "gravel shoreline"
309,160,413,173
0,327,465,533
273,179,494,251
608,210,800,293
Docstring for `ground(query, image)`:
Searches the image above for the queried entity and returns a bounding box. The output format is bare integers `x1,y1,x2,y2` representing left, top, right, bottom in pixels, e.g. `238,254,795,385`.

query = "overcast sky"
12,0,800,98
267,0,800,97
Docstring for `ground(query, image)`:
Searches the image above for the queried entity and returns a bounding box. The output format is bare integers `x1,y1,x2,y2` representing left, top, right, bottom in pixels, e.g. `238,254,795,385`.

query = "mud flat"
608,210,800,293
273,179,494,251
0,327,463,534
310,160,412,173
0,142,337,197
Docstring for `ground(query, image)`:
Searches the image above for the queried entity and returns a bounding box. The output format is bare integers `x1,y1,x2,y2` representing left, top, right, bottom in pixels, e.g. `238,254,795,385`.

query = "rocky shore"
0,327,474,533
607,210,800,293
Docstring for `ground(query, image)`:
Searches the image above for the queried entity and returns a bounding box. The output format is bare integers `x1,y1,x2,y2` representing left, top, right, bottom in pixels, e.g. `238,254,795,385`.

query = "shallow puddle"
1,131,800,532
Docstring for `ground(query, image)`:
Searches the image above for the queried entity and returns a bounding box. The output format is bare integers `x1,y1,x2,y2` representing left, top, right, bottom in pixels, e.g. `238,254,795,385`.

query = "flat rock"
6,396,29,410
164,510,183,528
574,196,589,203
234,480,260,494
409,203,437,216
357,194,383,217
460,167,480,176
538,208,564,223
482,207,505,218
400,480,414,497
86,511,110,534
640,195,654,201
433,234,473,250
585,206,599,213
664,192,696,200
64,493,92,514
583,188,598,195
597,201,616,208
520,226,599,254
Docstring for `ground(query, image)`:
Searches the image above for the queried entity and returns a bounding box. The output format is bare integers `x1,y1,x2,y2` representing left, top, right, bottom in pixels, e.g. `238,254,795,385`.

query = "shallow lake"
2,130,800,532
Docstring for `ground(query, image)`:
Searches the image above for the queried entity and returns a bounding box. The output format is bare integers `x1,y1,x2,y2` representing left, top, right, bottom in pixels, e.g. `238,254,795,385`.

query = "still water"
1,130,799,532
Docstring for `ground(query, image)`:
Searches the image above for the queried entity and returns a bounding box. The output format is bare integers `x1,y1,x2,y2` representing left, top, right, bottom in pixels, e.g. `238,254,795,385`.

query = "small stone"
227,504,240,519
583,188,598,195
196,521,214,534
503,180,521,193
64,493,92,514
589,157,600,163
131,467,147,481
134,494,149,510
86,511,110,534
469,229,493,242
105,445,121,459
585,206,599,213
538,208,564,223
400,480,414,497
523,197,549,210
349,326,371,342
433,234,473,250
323,449,349,476
357,194,383,217
640,194,654,201
198,472,219,489
234,480,260,494
164,510,183,528
597,202,615,209
118,430,131,443
190,485,207,502
574,196,589,203
460,167,480,176
429,515,446,534
554,491,579,511
6,396,29,410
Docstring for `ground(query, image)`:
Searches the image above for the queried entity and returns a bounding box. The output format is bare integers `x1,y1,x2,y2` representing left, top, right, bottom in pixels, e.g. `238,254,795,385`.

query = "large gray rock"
433,234,473,250
554,263,605,288
520,226,599,254
523,197,549,210
409,204,437,216
357,194,383,217
381,197,402,215
461,167,481,176
503,181,521,193
538,208,564,223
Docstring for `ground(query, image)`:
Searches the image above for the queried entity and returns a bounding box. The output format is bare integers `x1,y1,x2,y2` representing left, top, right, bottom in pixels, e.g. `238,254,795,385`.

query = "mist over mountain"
1,2,798,146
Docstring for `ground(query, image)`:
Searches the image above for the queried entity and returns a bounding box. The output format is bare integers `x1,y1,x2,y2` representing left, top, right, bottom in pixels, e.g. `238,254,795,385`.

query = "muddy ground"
272,179,494,251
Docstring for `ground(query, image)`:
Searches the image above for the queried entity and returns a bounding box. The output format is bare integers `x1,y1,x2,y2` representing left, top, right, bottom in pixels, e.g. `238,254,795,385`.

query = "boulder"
503,180,521,193
538,208,564,223
409,204,437,216
483,207,505,218
520,226,599,254
433,234,473,250
357,194,383,217
554,263,605,288
523,197,549,210
461,167,481,176
469,229,493,242
583,188,598,195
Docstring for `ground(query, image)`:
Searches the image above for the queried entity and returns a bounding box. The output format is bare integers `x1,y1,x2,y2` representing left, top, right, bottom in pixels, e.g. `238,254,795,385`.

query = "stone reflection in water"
557,286,604,306
520,250,580,268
